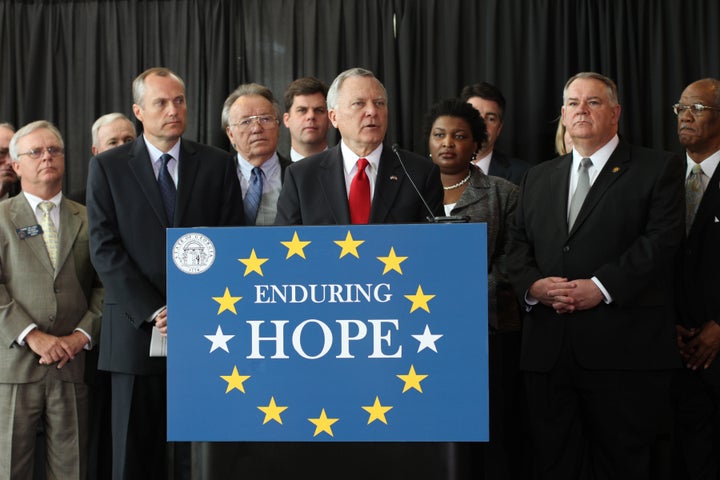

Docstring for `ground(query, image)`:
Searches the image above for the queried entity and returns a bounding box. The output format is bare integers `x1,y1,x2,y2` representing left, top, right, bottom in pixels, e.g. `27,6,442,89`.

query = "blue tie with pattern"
244,167,264,225
158,153,176,224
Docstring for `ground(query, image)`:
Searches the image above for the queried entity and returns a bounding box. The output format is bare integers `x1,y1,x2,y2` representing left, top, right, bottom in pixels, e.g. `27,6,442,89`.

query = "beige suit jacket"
0,194,102,384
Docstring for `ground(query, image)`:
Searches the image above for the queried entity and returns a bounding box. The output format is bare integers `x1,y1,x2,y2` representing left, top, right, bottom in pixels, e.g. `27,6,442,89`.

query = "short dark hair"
423,98,488,147
283,77,329,112
459,81,506,119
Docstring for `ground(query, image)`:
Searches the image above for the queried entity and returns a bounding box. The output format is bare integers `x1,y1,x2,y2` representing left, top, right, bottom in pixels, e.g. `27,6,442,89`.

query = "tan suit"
0,194,102,478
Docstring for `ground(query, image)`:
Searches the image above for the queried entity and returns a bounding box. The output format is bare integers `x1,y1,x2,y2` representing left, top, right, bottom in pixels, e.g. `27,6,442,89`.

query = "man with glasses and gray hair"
222,83,291,226
0,120,102,478
672,78,720,480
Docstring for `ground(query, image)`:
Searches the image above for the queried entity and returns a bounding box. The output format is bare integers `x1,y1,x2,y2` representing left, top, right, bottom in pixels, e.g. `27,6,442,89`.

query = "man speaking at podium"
275,67,443,225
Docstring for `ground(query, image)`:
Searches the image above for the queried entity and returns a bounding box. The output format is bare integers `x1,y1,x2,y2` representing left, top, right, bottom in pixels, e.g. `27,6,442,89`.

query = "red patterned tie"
349,158,370,224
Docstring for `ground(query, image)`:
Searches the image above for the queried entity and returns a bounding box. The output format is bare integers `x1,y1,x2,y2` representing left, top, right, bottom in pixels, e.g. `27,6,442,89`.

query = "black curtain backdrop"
1,0,718,195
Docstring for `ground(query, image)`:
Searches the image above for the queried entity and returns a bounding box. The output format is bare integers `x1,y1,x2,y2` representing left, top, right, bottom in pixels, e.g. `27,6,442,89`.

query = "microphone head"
391,143,400,153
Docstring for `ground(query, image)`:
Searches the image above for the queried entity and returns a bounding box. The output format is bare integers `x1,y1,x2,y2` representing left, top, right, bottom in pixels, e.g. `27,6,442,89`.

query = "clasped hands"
677,322,720,370
25,329,88,368
529,276,603,314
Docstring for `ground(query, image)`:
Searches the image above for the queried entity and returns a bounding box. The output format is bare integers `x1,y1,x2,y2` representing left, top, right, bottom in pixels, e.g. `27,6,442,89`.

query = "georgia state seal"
172,233,216,274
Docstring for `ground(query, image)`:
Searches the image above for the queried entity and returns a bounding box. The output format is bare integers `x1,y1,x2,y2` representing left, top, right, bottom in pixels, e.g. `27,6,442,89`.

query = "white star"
411,324,443,353
204,325,235,353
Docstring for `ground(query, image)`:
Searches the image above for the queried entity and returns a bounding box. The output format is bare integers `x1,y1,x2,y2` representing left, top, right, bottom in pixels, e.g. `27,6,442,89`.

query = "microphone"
391,144,470,224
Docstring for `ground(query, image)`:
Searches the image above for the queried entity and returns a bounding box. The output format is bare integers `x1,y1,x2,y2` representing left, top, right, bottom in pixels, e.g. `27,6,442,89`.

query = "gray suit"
0,194,102,478
448,165,518,330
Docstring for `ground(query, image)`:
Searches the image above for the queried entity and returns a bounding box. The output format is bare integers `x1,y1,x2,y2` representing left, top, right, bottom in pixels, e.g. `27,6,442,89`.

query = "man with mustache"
672,77,720,480
507,72,684,480
222,83,291,225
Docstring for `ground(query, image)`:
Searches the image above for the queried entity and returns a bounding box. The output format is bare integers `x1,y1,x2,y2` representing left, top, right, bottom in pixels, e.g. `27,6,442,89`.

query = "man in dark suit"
506,72,684,480
275,67,443,225
222,82,291,225
0,123,20,200
460,81,530,185
270,68,447,478
86,67,244,480
0,120,102,478
672,78,720,480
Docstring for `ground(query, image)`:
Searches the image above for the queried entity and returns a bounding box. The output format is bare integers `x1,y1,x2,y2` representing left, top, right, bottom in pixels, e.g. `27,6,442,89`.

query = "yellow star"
308,408,339,437
397,364,428,393
404,285,436,313
212,287,242,315
238,248,269,276
361,396,393,425
220,366,251,394
257,396,288,425
334,231,365,259
280,231,311,259
377,247,408,275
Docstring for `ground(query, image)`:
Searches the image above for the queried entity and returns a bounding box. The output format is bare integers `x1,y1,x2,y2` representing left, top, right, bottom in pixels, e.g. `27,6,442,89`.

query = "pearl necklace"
443,171,471,191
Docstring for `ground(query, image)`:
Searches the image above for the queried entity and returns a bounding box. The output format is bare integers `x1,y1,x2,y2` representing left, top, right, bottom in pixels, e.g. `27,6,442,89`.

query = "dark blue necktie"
244,167,264,225
158,153,176,224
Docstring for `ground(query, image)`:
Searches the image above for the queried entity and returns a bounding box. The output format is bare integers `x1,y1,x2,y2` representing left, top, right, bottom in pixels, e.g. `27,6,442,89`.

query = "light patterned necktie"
39,201,58,269
686,163,704,234
568,157,592,230
349,158,370,224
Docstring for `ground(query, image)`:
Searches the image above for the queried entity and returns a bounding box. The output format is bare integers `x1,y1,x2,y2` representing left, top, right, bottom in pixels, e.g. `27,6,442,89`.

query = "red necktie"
349,158,370,224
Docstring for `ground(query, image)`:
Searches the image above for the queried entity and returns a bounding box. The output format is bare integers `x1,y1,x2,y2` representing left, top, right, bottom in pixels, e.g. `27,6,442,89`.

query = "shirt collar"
23,190,63,212
143,135,182,164
341,140,383,175
572,134,619,173
686,149,720,179
236,152,280,179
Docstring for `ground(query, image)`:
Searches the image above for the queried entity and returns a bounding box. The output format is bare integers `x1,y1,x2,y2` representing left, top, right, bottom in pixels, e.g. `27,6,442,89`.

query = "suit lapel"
455,169,489,211
56,198,82,277
371,148,403,223
318,146,351,224
568,144,628,235
129,138,169,226
548,154,573,235
689,162,720,238
176,140,199,227
9,196,54,275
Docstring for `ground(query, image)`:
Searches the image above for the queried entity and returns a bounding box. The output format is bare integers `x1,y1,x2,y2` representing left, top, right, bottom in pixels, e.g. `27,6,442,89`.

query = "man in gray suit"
0,120,102,478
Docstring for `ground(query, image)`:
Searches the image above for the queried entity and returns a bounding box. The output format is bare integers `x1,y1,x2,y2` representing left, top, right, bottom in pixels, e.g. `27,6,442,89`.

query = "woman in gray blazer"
425,98,526,480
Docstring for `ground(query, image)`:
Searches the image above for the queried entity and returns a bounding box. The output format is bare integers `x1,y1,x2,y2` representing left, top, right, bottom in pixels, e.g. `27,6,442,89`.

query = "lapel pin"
390,175,398,181
612,166,620,173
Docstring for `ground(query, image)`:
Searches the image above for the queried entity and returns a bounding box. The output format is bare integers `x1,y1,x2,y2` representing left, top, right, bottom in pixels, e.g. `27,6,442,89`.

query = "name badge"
16,225,43,239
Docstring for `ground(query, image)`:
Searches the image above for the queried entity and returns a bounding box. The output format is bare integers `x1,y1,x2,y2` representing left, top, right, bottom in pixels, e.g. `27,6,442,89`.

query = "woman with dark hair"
425,98,526,479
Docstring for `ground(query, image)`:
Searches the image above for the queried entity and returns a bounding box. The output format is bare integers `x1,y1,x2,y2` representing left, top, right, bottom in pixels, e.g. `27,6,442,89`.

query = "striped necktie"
244,167,264,225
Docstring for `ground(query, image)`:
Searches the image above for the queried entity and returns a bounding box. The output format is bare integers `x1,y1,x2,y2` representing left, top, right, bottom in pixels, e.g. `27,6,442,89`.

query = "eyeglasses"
672,103,719,116
229,115,279,131
17,146,64,159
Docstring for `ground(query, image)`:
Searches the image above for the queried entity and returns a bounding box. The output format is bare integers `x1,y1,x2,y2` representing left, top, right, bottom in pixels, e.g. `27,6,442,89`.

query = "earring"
428,153,432,159
471,152,477,161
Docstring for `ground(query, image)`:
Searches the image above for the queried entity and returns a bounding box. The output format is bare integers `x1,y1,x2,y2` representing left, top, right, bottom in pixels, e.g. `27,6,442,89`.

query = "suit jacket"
275,144,444,225
488,150,531,186
87,136,244,375
449,166,519,331
679,158,720,330
506,141,684,371
0,195,102,383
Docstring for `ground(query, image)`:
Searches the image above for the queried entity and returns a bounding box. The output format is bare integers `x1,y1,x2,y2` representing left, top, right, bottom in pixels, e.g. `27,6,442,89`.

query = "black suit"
673,157,720,479
264,142,449,478
87,136,244,480
507,140,684,479
275,143,444,224
488,150,531,185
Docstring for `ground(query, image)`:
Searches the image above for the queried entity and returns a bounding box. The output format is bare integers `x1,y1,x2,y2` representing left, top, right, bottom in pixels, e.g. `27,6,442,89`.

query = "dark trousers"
672,363,720,480
524,340,672,480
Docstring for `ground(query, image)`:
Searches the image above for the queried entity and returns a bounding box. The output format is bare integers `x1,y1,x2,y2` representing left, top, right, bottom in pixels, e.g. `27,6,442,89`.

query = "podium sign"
166,224,488,441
